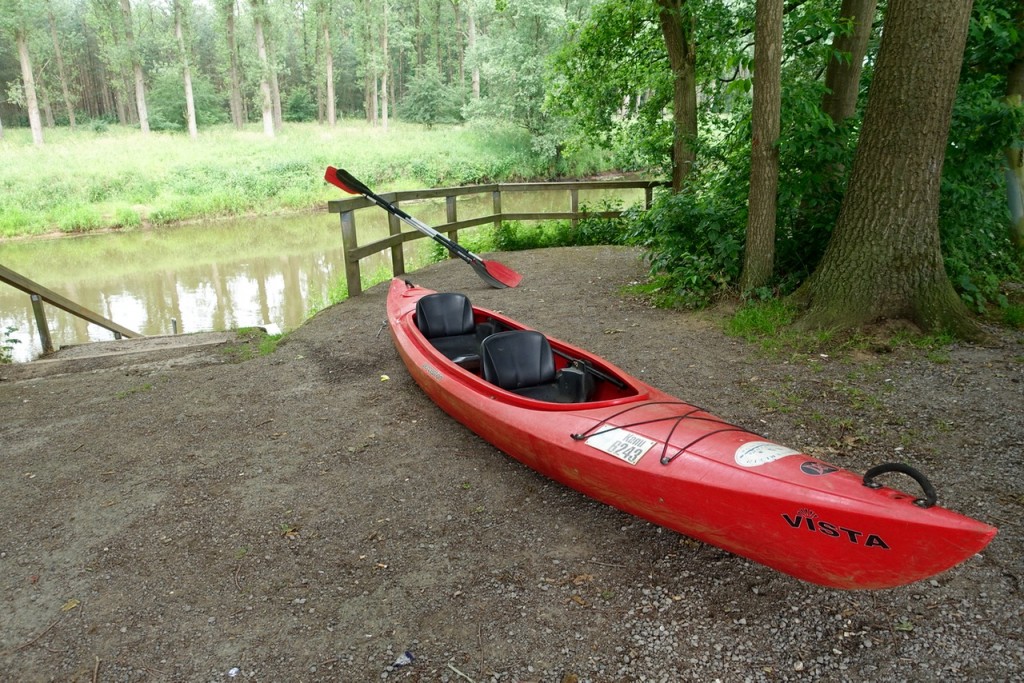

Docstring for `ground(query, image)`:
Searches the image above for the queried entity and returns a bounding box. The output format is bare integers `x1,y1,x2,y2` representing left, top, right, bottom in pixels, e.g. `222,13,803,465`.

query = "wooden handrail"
327,178,667,296
0,263,142,354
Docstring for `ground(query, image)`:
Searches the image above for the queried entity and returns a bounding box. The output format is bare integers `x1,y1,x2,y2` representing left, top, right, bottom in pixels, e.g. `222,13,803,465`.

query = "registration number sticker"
585,428,657,465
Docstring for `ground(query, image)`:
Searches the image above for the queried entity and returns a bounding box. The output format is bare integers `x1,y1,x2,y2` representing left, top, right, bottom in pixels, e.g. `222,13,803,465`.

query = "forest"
1,0,1023,336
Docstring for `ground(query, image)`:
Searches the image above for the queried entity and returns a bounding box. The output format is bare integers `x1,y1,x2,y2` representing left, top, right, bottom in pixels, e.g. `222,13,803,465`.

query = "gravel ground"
1,245,1022,682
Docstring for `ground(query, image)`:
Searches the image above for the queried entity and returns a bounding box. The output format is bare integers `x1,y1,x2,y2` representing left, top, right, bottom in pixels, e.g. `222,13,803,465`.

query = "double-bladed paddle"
324,166,522,289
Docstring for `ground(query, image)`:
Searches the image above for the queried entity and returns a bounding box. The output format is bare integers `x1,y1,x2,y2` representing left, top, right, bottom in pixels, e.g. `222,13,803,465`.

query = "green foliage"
1003,304,1024,328
726,299,798,341
627,190,744,308
491,202,631,252
0,122,616,237
1,326,20,364
939,70,1024,311
284,89,317,123
147,67,229,132
399,64,463,127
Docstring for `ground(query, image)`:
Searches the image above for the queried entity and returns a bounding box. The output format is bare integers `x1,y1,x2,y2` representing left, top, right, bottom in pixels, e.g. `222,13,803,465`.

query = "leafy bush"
399,65,463,127
147,67,229,132
284,89,317,122
627,190,745,308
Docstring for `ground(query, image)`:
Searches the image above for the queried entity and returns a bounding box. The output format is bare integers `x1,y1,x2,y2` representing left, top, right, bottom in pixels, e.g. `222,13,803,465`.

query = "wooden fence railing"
327,178,666,296
0,264,142,355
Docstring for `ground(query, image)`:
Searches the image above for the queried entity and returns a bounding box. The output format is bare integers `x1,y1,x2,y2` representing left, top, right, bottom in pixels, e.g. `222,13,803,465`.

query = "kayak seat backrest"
415,292,482,369
481,330,581,403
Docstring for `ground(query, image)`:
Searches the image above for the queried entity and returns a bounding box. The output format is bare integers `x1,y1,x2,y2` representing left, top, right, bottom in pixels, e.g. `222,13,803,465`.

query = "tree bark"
468,3,479,99
252,2,275,138
46,3,76,129
16,28,45,146
740,0,783,292
174,0,198,139
221,0,245,129
119,0,149,134
795,0,980,338
324,23,337,125
381,1,389,131
821,0,878,123
656,0,697,192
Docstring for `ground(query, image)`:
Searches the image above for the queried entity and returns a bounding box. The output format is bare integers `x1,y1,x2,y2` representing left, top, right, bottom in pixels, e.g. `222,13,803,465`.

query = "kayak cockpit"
410,290,640,405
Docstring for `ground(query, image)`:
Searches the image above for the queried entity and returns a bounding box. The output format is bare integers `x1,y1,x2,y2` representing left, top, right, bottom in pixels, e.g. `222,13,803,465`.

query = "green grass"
0,121,614,238
222,328,286,361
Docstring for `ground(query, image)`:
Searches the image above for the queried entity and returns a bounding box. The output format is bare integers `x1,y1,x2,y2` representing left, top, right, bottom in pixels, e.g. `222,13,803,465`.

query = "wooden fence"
327,178,666,296
0,264,142,355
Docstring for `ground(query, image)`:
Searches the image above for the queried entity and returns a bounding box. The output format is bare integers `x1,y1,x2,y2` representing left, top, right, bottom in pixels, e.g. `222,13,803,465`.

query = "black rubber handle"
863,462,938,508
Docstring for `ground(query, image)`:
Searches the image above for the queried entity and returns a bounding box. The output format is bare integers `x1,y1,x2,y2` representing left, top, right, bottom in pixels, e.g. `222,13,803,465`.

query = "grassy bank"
0,120,613,239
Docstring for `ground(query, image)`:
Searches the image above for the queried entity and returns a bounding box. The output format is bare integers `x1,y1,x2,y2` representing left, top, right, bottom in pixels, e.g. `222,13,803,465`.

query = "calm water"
0,187,644,362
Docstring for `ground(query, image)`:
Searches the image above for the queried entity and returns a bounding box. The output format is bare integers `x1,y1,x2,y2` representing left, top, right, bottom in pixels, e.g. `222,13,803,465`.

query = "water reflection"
0,212,359,362
0,185,646,362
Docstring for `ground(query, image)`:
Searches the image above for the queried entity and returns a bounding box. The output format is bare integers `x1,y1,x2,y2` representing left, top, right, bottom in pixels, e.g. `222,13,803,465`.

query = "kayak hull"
386,279,996,589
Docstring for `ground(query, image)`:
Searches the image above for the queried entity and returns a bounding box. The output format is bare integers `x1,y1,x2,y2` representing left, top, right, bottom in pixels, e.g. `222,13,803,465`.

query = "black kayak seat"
481,330,590,403
415,292,482,368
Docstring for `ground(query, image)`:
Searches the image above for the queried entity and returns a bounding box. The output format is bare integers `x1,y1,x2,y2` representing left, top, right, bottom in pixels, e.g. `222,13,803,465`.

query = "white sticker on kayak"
585,428,657,465
734,441,801,467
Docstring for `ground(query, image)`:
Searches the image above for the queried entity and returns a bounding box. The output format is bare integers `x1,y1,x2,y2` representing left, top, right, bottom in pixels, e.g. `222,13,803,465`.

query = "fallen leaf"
380,374,390,382
61,599,80,612
570,595,587,607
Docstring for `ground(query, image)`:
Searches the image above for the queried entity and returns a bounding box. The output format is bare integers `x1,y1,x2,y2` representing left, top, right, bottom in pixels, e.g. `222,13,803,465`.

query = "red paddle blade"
324,166,360,195
479,258,522,288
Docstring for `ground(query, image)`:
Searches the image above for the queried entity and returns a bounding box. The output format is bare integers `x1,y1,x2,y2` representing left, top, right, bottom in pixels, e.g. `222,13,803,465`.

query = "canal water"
0,187,644,362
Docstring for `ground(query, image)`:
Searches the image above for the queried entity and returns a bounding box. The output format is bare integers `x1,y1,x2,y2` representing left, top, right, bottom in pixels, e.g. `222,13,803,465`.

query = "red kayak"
386,279,996,589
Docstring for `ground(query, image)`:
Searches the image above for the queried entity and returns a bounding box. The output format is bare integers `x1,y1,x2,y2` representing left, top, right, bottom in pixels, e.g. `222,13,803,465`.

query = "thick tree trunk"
174,0,198,139
657,0,697,192
46,5,76,129
740,0,783,292
120,0,149,134
822,0,878,123
16,29,45,146
1005,22,1024,250
253,10,275,138
796,0,980,338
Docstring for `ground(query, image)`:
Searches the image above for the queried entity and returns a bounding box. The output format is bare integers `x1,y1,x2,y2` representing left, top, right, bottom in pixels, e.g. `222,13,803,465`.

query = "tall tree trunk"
323,18,335,124
222,0,245,129
46,3,76,128
1004,13,1024,250
381,1,389,131
657,0,697,191
796,0,980,338
468,4,479,99
252,3,275,138
740,0,784,292
174,0,198,139
270,49,283,131
16,29,45,146
822,0,878,123
120,0,149,134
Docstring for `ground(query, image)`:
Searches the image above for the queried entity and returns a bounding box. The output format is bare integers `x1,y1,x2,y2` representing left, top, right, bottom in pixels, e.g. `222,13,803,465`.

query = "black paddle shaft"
331,168,478,264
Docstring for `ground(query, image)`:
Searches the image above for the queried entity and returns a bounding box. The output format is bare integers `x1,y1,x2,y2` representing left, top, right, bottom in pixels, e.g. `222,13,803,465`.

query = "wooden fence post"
570,188,580,229
492,189,502,233
30,294,54,354
340,210,362,297
446,196,458,255
388,210,405,276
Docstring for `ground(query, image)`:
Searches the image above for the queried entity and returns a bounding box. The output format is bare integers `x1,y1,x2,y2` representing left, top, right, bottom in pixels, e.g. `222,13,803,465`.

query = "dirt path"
2,246,1022,682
